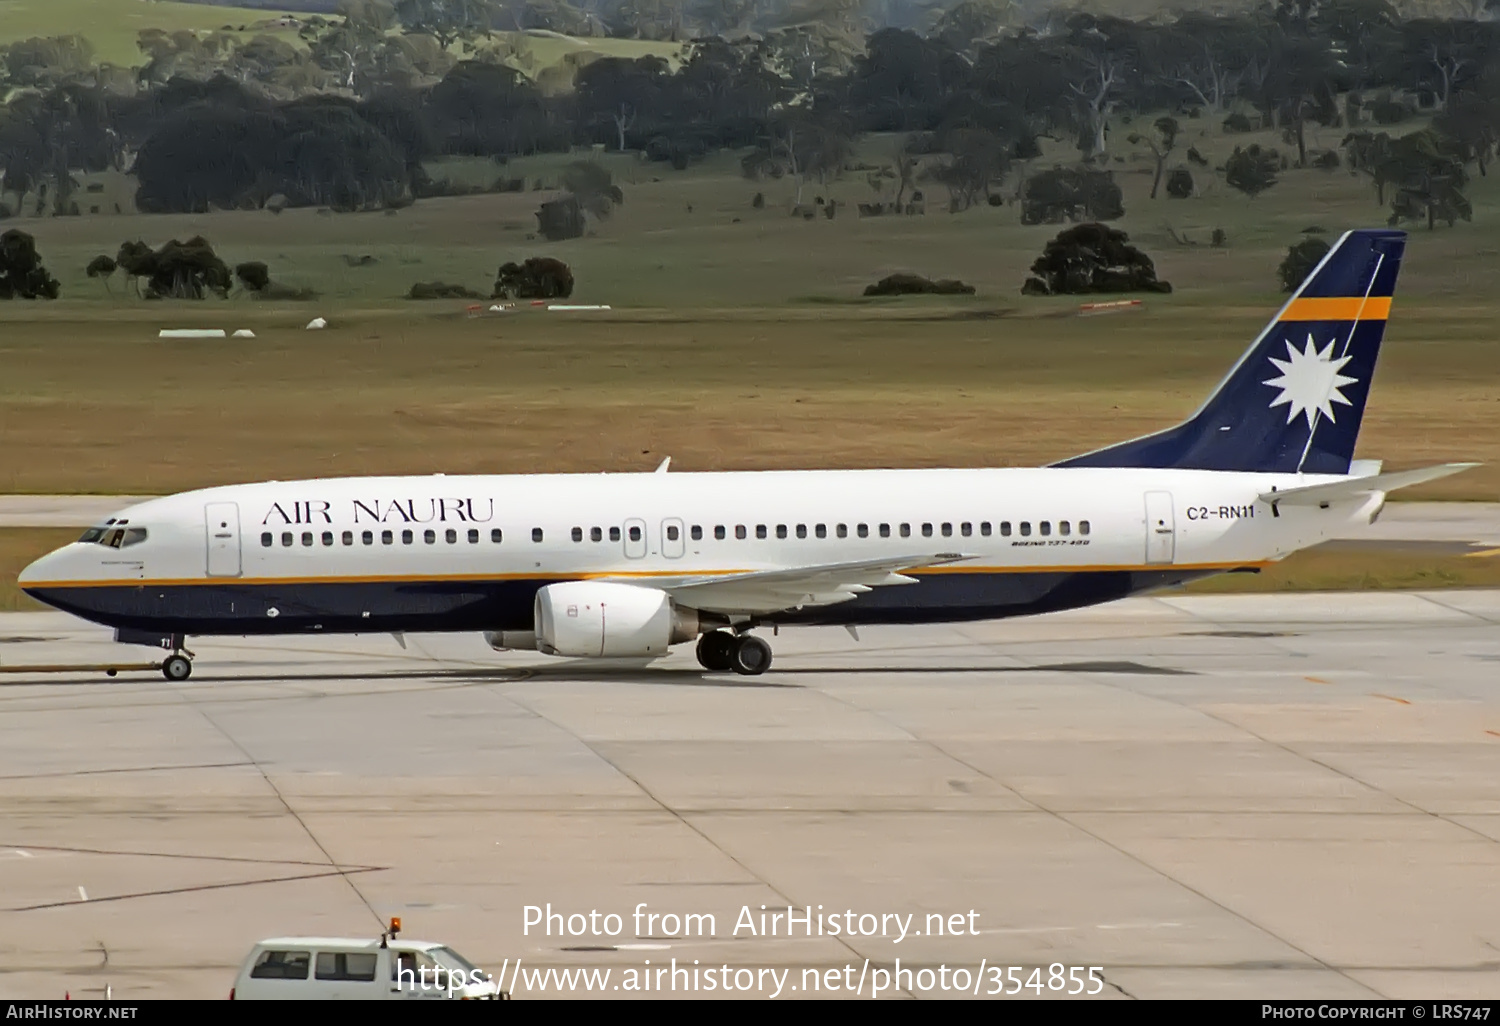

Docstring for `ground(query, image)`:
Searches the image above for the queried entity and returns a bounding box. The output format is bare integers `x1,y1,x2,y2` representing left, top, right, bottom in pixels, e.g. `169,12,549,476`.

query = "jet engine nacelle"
533,581,699,658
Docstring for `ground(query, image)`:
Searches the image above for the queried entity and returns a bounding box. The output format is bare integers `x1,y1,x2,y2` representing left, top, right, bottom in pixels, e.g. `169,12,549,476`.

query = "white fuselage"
20,466,1380,640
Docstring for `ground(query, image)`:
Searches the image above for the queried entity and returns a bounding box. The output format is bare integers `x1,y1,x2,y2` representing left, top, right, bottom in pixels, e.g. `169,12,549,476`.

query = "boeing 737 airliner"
18,229,1476,679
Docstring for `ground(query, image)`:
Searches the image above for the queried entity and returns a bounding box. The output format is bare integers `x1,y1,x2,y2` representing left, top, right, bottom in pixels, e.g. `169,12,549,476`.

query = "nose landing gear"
160,634,194,681
695,630,772,676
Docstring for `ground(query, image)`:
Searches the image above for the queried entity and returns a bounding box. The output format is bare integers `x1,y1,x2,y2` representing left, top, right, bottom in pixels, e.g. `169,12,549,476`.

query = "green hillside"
0,1,685,78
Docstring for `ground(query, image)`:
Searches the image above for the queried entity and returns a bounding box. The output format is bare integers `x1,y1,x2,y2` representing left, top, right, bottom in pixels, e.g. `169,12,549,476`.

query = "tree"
1127,115,1179,199
86,254,117,294
560,160,624,219
749,113,856,207
924,128,1009,211
536,195,585,240
1020,223,1172,296
493,257,573,298
1165,168,1194,198
930,1,1015,59
235,261,271,292
393,0,495,50
574,56,668,152
1020,167,1124,224
1278,237,1330,291
0,229,61,299
1225,144,1281,197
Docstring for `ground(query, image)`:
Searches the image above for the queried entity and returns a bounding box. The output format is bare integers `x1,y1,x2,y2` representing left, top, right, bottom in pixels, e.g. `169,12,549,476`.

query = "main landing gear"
695,630,772,676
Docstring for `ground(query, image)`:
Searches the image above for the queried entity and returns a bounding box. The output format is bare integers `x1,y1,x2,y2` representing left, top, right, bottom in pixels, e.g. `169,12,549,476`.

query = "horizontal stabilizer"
1260,463,1478,507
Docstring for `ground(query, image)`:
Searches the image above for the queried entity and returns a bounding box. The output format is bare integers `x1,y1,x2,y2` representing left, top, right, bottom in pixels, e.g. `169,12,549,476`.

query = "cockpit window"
79,522,147,549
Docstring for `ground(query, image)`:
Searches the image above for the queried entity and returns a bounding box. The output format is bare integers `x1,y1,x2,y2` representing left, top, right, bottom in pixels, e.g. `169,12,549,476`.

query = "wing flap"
1260,462,1478,507
605,553,972,616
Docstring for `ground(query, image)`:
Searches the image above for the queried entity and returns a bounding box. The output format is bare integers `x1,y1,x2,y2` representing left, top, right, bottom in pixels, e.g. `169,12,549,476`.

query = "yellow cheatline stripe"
20,561,1271,590
1278,297,1391,322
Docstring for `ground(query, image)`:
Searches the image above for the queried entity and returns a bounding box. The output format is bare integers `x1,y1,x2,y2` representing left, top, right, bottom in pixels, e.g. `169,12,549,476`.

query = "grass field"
1,123,1498,502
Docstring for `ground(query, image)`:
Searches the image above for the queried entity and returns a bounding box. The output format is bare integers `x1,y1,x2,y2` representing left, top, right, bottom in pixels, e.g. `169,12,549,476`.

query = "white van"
230,922,505,1000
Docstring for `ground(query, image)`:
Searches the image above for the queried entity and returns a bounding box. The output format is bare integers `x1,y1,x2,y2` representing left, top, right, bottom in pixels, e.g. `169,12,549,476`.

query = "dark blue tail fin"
1054,229,1406,474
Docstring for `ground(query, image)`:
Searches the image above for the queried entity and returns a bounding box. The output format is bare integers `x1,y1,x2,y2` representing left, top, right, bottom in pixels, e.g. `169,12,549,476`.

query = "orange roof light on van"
390,917,401,936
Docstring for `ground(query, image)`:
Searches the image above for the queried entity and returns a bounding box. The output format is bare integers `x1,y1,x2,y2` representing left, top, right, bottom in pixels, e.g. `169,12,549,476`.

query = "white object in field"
547,305,611,311
232,329,256,338
306,317,327,329
158,329,225,338
1078,299,1142,316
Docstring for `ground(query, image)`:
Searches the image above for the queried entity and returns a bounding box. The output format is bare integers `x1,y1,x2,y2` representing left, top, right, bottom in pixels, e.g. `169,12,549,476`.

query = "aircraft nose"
18,545,67,589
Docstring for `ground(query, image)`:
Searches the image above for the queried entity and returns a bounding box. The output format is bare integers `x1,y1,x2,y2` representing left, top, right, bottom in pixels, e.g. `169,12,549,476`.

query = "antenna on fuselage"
655,457,671,473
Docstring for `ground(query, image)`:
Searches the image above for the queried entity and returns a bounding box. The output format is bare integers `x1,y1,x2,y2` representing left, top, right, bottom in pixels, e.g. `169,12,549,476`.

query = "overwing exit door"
205,502,242,576
623,518,647,559
1144,491,1176,565
662,518,685,558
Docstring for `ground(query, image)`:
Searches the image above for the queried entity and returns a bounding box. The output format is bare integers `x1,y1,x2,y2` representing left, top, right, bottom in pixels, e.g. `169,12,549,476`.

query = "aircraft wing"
604,553,975,616
1259,462,1478,508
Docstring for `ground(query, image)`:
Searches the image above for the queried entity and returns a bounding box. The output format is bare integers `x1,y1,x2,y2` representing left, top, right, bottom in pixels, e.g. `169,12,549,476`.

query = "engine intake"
533,581,698,658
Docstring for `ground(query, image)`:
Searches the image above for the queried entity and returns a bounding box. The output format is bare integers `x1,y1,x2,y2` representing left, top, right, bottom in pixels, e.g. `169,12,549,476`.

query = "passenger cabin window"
667,525,680,541
609,527,621,542
941,523,952,537
836,524,846,538
1040,522,1051,536
425,529,436,544
795,525,805,539
879,524,890,538
857,524,868,538
1000,522,1012,536
322,532,333,546
691,525,703,541
362,531,374,545
628,526,641,542
1060,521,1071,536
735,526,747,540
343,531,354,546
922,523,933,537
981,522,991,536
401,529,413,544
715,526,727,540
900,524,911,538
591,527,603,542
572,527,583,542
1019,522,1031,536
261,532,273,547
381,530,393,545
756,525,767,539
468,529,479,543
1080,520,1091,535
250,950,310,980
492,529,503,543
961,523,971,537
282,532,293,547
777,525,788,539
445,528,457,543
315,952,378,982
302,532,314,547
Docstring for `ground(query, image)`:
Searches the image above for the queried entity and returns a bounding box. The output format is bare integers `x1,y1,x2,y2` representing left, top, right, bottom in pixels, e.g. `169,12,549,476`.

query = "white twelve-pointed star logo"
1262,335,1358,428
